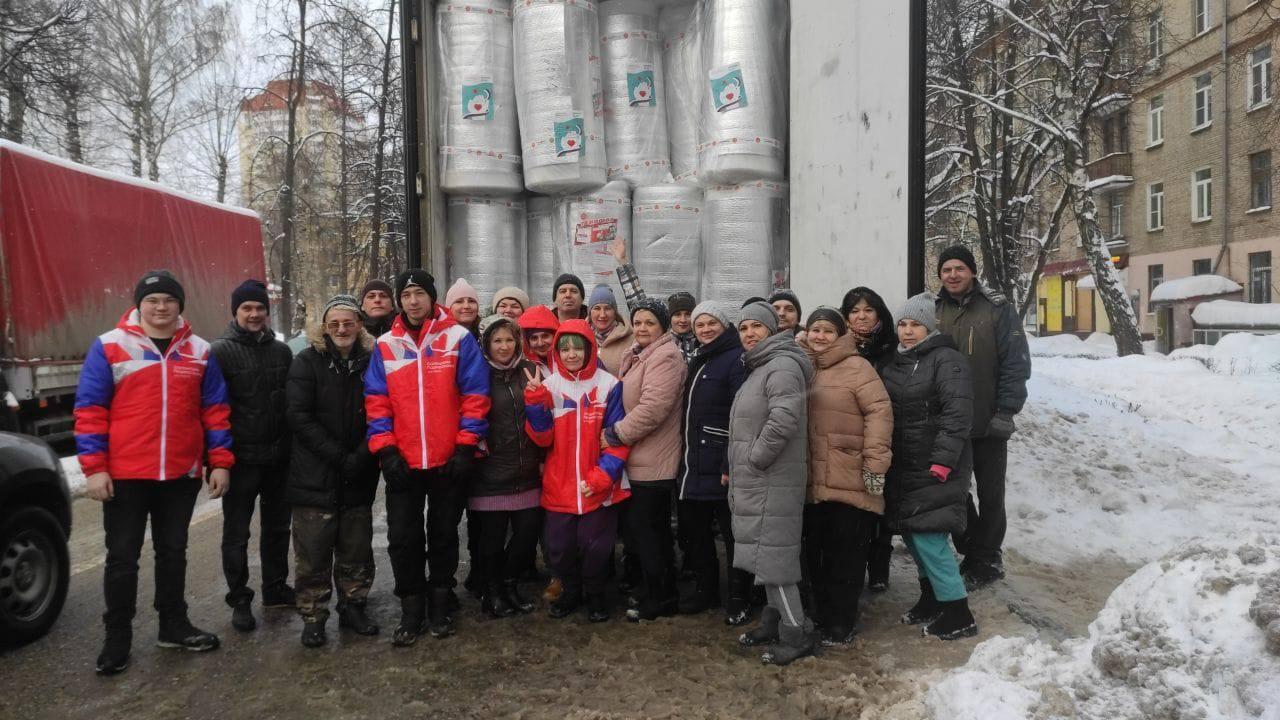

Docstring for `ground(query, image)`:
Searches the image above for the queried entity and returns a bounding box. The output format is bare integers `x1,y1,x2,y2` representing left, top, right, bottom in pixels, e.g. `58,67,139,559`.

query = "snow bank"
1150,274,1242,303
1192,300,1280,328
1171,333,1280,375
1027,332,1117,358
927,541,1280,720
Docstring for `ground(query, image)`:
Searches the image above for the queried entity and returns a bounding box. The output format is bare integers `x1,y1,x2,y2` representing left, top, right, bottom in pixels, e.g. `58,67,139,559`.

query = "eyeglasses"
326,321,358,331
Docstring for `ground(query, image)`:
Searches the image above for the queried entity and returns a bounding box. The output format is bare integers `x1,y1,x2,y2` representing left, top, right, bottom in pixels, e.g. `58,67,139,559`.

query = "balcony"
1086,152,1134,192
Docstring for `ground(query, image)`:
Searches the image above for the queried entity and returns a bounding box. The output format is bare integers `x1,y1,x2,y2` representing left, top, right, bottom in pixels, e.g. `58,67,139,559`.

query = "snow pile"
927,541,1280,720
1027,333,1116,359
1170,333,1280,375
1076,274,1096,289
1150,274,1242,303
1192,300,1280,329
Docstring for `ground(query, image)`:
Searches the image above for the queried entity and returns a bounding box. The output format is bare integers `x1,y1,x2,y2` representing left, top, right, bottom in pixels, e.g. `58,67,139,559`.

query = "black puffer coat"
473,358,543,498
210,322,293,465
880,332,974,535
285,330,380,509
677,329,746,502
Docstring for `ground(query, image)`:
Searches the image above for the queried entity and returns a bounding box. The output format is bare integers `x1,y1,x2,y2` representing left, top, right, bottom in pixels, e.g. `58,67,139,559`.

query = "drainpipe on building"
1213,5,1233,275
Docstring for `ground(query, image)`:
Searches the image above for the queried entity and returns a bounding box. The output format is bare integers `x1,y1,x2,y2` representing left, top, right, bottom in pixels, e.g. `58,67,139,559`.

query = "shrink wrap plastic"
447,196,528,305
600,0,672,187
554,181,632,302
659,3,700,185
526,196,559,301
436,1,523,195
700,181,788,303
513,0,608,194
631,184,701,299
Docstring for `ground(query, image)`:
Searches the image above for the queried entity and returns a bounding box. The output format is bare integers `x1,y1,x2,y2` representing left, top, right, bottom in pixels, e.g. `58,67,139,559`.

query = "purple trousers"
544,505,619,596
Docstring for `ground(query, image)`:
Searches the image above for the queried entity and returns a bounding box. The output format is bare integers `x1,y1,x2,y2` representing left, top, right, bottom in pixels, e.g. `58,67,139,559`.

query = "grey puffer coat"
880,331,974,535
727,332,814,586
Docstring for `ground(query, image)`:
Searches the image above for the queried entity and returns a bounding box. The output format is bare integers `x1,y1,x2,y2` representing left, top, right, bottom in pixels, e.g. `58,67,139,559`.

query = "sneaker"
261,585,297,608
963,562,1005,591
95,633,131,676
156,619,220,652
300,620,326,648
393,595,427,648
231,601,256,632
923,598,978,640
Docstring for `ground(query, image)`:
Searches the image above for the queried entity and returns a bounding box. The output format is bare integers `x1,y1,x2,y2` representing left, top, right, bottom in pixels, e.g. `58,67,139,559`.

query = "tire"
0,505,70,645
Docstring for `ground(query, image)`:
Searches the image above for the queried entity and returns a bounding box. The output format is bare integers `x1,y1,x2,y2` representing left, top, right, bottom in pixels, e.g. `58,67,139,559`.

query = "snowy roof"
1077,275,1096,290
1191,300,1280,328
1150,275,1242,303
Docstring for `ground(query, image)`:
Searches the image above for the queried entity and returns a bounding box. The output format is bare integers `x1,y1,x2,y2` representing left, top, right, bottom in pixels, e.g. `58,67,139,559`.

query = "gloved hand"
584,467,613,497
930,464,951,483
3,391,17,409
341,452,364,483
986,412,1016,440
862,468,885,496
445,445,477,481
377,447,412,493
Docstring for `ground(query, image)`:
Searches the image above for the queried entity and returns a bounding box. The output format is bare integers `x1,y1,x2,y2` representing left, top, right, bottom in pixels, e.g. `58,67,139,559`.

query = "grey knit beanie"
895,292,938,334
691,301,734,332
739,300,780,334
322,294,363,323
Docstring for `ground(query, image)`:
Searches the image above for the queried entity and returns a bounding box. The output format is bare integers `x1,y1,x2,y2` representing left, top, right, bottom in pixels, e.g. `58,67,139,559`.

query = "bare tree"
0,0,86,144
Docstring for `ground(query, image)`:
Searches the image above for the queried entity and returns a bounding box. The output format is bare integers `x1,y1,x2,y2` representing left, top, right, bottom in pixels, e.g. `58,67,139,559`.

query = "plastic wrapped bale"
437,1,523,195
600,0,672,187
632,184,701,298
513,0,607,194
660,2,700,185
697,0,789,185
527,195,559,302
700,181,788,303
554,181,632,303
447,196,528,305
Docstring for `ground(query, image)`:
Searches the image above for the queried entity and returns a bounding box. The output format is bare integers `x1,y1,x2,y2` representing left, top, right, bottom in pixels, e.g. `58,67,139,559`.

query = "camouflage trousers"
291,505,375,623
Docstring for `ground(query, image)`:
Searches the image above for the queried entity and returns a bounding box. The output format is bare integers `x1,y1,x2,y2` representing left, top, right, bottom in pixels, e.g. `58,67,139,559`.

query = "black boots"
924,598,978,640
393,594,427,647
427,587,456,638
901,578,943,625
504,579,536,614
868,539,892,593
761,622,818,666
156,617,220,652
819,625,857,647
301,620,326,648
586,593,611,623
95,631,131,676
231,600,256,632
338,603,380,635
480,582,518,619
962,561,1006,591
738,607,781,647
261,585,297,608
548,588,582,619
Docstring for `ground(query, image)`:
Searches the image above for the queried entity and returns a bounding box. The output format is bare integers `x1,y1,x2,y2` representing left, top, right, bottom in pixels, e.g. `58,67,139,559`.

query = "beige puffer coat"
614,332,687,482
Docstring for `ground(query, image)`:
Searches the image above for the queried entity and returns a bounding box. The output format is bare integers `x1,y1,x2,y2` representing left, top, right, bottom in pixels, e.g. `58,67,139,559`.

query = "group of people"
75,243,1029,676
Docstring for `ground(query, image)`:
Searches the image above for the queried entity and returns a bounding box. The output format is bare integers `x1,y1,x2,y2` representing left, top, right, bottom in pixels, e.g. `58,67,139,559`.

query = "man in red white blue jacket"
364,268,490,646
74,270,234,676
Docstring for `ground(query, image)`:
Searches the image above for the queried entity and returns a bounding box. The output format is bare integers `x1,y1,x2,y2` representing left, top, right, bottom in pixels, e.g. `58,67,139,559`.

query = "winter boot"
868,541,892,593
586,593,611,623
463,568,483,599
231,600,256,632
504,579,536,614
338,603,380,636
724,599,752,627
480,582,517,619
392,594,427,647
300,619,326,648
738,607,781,647
548,587,582,619
679,588,721,616
95,630,131,676
156,617,220,652
820,625,857,648
761,622,818,666
923,598,978,640
901,578,943,625
261,585,297,609
427,587,456,638
962,561,1006,591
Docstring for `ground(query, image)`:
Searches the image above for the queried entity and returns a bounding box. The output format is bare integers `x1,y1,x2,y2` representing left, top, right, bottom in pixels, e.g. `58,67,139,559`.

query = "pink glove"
930,464,951,482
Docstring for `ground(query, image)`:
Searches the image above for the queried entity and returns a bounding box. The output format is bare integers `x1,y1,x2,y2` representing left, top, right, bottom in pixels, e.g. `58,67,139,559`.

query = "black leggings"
472,506,543,586
625,481,677,606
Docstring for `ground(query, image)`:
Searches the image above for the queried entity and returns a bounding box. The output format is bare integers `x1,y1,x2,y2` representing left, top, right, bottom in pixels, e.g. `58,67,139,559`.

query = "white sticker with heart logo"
627,66,656,107
709,63,748,113
461,79,495,120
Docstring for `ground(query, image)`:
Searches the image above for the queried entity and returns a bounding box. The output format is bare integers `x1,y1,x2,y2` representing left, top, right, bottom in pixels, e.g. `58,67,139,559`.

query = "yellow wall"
1042,275,1063,332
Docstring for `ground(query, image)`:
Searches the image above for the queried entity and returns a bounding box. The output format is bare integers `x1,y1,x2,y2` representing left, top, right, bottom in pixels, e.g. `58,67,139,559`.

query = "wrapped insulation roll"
526,196,559,302
697,0,789,185
447,196,528,305
600,0,672,187
513,0,608,194
436,1,523,195
700,181,788,303
659,3,700,185
632,184,702,298
554,181,632,301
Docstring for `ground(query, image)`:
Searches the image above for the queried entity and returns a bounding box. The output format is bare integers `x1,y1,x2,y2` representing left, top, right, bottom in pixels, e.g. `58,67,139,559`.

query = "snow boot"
480,582,517,619
962,561,1005,591
761,622,818,666
679,588,721,615
549,588,582,619
738,607,781,647
95,630,131,676
338,603,379,636
463,568,483,599
300,620,326,648
392,594,427,647
819,625,857,648
901,578,943,625
156,617,220,652
868,541,891,593
231,600,256,632
923,598,978,640
504,579,536,614
586,593,611,623
427,587,456,638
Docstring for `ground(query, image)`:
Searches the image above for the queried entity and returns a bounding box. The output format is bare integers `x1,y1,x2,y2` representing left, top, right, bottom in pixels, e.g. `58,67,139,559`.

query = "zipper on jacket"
159,344,169,480
678,370,704,500
508,378,523,492
416,316,437,470
574,383,584,514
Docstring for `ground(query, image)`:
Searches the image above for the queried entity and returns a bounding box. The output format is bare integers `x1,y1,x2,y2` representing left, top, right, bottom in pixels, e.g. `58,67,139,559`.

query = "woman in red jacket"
524,320,629,622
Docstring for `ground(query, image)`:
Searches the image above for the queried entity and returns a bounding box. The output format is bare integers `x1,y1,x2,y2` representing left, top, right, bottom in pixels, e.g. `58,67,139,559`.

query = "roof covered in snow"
1191,300,1280,328
1077,275,1096,289
1150,275,1242,303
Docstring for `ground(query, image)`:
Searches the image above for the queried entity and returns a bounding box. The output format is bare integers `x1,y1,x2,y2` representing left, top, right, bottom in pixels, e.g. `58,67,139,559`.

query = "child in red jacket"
524,319,629,622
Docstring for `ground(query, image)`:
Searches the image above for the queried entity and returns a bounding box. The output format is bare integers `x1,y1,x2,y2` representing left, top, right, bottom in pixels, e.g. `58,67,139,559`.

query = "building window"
1148,10,1164,60
1250,150,1272,210
1250,46,1272,109
1148,96,1164,146
1192,258,1212,276
1101,113,1130,155
1108,193,1125,238
1250,251,1273,303
1193,73,1213,130
1148,264,1164,312
1194,0,1211,35
1192,168,1213,221
1148,182,1165,230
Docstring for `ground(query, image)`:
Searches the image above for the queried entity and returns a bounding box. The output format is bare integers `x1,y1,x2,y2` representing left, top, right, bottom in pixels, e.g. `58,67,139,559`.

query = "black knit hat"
360,279,394,301
395,269,437,305
631,297,671,332
741,296,768,309
134,270,185,312
806,307,847,336
666,291,697,316
937,245,978,276
231,279,270,315
768,288,802,321
552,273,585,301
